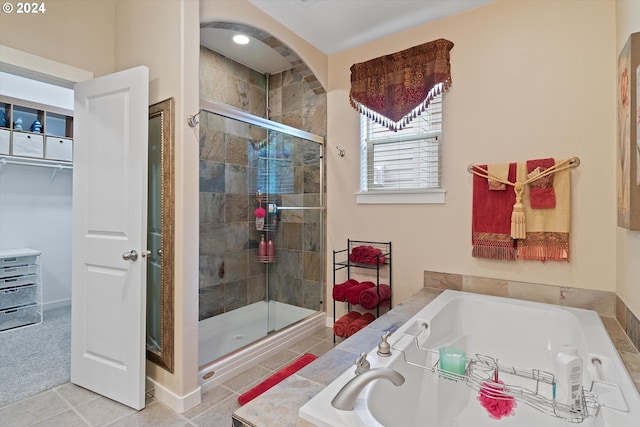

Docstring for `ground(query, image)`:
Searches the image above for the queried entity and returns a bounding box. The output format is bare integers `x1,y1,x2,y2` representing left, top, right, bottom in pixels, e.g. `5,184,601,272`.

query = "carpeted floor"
0,305,71,407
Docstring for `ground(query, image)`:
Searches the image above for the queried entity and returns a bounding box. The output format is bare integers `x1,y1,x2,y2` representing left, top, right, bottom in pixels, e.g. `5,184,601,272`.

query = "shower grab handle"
276,206,325,210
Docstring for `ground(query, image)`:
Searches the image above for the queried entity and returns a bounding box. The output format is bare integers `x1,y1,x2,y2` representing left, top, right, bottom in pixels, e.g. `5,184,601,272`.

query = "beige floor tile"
108,400,190,427
55,383,100,408
258,349,299,371
191,395,240,427
74,395,135,426
0,390,69,427
306,339,336,357
31,409,90,427
311,327,333,341
287,335,323,354
222,365,271,393
183,385,234,420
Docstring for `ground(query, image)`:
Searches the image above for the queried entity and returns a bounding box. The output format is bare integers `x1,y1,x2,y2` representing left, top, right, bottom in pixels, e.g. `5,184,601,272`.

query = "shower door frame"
199,97,326,332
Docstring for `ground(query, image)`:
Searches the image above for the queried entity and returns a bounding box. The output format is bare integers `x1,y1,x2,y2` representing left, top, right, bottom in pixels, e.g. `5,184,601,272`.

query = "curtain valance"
349,38,454,131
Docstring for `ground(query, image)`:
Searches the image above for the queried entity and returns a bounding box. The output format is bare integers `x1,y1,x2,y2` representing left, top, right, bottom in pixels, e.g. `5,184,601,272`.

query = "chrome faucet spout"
331,368,405,410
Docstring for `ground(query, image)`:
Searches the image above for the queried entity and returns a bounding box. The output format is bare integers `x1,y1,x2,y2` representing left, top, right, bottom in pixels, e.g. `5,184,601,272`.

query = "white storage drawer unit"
0,305,40,331
11,132,44,158
0,284,38,310
45,136,73,161
0,248,42,332
0,128,9,154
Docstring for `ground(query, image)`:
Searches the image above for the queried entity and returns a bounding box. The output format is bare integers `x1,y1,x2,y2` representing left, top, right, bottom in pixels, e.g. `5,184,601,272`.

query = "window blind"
360,93,442,191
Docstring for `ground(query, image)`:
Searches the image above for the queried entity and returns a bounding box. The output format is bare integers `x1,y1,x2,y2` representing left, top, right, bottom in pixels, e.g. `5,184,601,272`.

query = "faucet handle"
354,352,370,375
377,331,392,357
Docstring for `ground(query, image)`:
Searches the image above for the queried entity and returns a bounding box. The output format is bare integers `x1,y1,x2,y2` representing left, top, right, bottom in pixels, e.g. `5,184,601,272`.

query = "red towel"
526,158,556,209
333,311,361,338
347,313,376,336
349,245,386,265
472,163,517,260
359,284,392,310
345,281,375,305
332,279,359,301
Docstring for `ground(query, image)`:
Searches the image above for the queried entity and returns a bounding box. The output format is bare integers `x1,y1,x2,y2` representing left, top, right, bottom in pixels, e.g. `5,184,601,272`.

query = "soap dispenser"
258,234,267,262
267,236,275,262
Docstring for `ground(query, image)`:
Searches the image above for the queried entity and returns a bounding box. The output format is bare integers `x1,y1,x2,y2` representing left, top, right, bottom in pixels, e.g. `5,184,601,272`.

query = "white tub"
300,290,640,426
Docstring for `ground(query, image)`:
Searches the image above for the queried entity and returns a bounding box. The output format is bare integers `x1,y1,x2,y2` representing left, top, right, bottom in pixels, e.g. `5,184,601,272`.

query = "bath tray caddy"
393,329,629,423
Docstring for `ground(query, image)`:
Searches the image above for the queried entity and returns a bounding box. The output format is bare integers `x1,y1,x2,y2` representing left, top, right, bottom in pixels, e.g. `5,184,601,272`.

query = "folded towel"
332,279,359,301
517,160,570,261
487,163,509,191
347,313,376,337
345,281,375,305
472,163,518,260
349,245,386,265
333,311,361,338
526,158,556,209
359,283,392,310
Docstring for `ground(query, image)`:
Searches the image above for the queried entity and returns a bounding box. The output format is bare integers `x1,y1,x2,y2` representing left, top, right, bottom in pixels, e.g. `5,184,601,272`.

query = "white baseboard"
146,377,201,413
43,299,71,311
325,315,334,328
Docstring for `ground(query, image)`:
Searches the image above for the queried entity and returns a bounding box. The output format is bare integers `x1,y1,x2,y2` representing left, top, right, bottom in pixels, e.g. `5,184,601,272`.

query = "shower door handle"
122,250,139,261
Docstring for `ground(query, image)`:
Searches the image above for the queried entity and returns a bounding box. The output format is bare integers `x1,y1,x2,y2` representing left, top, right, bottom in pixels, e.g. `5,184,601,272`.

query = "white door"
71,66,149,410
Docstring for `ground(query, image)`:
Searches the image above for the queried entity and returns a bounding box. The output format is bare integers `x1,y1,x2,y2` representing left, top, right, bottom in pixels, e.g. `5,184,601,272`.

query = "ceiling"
200,0,494,74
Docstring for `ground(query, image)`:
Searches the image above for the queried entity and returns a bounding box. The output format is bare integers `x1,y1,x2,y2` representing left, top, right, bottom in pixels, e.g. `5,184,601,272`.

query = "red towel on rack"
359,284,392,310
472,163,517,260
349,246,386,265
526,158,556,209
333,311,361,338
345,281,375,305
332,279,359,301
347,313,376,336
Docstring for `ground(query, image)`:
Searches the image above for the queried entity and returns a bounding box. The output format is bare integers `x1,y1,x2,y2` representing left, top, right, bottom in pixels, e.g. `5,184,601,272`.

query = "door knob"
141,250,152,258
122,250,138,261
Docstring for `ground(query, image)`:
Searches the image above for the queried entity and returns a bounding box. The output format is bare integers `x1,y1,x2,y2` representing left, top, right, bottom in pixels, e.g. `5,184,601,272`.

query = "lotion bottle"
556,344,583,411
258,234,267,262
267,236,275,262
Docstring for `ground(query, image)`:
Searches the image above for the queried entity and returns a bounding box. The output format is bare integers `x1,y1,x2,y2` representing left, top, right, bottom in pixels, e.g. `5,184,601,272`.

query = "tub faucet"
331,368,405,410
354,352,370,375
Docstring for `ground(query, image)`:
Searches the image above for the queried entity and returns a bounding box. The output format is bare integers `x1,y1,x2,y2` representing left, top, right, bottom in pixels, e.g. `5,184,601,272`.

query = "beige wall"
0,0,115,77
616,1,640,321
113,0,200,406
327,0,617,311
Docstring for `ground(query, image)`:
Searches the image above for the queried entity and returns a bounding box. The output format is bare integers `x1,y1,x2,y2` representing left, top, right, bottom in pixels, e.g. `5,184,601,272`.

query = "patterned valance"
349,38,454,131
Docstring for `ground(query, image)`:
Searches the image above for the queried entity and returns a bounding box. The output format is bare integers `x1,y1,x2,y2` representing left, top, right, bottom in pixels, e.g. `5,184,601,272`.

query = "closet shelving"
332,239,392,341
0,96,74,168
0,248,42,332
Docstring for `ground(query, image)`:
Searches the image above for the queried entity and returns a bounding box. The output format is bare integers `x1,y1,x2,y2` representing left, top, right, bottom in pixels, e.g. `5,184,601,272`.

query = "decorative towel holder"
467,156,580,239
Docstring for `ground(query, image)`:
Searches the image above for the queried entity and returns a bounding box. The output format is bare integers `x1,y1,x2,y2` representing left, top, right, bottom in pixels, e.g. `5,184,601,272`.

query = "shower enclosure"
198,100,325,381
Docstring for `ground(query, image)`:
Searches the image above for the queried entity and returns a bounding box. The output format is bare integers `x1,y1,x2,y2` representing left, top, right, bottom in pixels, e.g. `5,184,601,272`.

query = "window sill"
355,189,446,205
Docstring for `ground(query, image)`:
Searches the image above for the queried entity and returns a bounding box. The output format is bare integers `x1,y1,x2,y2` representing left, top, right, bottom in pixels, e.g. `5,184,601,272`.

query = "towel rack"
467,156,580,174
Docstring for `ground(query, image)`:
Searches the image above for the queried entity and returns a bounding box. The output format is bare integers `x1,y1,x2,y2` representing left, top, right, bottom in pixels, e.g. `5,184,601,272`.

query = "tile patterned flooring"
0,327,337,427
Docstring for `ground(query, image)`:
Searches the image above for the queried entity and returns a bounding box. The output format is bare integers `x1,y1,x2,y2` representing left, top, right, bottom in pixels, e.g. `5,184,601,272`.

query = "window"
357,92,445,204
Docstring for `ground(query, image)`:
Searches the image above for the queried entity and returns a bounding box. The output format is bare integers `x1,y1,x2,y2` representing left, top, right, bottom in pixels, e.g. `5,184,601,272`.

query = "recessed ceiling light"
233,34,250,45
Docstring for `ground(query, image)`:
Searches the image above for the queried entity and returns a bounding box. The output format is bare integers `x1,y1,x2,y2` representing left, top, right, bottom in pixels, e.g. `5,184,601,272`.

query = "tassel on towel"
510,182,526,239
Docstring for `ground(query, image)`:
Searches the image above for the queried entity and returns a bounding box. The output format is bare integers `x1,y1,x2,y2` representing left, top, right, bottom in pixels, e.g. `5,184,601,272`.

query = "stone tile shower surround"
423,270,640,354
198,46,327,321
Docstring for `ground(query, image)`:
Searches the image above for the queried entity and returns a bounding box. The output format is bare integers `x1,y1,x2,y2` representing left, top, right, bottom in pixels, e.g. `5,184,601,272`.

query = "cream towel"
516,160,570,261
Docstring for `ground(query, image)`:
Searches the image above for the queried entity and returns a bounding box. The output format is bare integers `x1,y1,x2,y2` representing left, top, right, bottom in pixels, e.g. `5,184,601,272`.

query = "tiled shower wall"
198,46,327,320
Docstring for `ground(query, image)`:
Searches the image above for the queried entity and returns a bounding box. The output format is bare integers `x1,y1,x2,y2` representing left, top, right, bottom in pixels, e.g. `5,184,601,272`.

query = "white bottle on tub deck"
556,344,583,411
